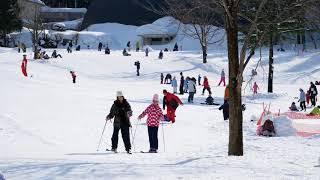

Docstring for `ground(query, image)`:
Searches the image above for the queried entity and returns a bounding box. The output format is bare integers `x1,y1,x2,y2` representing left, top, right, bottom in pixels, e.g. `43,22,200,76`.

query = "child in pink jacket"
253,82,259,94
138,94,164,153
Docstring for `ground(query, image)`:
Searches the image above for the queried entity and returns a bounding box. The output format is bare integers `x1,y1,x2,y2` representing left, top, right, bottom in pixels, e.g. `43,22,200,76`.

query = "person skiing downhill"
138,94,164,153
106,91,133,154
21,54,28,77
163,90,183,123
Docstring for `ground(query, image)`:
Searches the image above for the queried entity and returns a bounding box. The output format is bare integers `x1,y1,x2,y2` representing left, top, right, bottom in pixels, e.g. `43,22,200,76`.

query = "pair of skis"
106,149,156,154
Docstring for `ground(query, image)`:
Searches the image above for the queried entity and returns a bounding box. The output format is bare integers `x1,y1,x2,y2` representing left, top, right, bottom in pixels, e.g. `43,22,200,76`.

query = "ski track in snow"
0,48,320,179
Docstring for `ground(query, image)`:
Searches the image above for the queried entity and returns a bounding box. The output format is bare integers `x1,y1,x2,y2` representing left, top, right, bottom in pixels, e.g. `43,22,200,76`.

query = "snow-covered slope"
0,47,320,179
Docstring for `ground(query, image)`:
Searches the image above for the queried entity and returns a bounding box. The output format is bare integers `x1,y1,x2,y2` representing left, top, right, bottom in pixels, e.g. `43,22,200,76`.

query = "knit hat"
116,91,123,97
153,94,159,102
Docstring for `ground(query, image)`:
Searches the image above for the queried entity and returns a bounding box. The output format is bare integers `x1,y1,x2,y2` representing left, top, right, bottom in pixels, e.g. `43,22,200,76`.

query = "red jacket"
163,92,183,109
203,77,209,88
138,103,164,127
21,58,27,69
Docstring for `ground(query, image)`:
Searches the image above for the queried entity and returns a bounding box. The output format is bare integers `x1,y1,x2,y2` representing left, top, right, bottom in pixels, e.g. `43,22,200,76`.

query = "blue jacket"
171,79,177,87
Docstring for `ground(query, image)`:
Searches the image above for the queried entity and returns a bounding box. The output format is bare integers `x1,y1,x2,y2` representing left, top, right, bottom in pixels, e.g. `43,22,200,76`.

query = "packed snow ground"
0,47,320,179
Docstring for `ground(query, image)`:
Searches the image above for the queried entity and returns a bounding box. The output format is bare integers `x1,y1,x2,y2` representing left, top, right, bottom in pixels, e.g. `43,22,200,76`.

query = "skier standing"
21,54,28,77
138,94,164,153
198,74,201,86
106,91,133,154
145,47,149,57
163,90,183,123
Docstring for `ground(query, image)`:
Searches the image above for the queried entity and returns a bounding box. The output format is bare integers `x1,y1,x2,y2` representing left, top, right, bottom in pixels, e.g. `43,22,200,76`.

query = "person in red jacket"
21,55,28,77
202,76,212,95
138,94,164,153
163,90,183,123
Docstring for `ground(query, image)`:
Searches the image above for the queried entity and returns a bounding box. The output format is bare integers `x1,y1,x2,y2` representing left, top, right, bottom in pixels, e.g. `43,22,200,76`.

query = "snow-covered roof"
136,16,179,37
41,7,87,13
28,0,45,5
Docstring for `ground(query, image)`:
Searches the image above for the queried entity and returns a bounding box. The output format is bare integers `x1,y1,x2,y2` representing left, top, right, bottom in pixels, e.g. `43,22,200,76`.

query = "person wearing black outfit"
98,42,103,51
106,91,133,154
309,82,318,106
179,72,184,95
134,61,140,76
105,46,110,54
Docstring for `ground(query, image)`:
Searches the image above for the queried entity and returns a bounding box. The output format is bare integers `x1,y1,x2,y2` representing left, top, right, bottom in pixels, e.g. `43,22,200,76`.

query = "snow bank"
52,18,83,30
273,115,297,136
41,7,87,13
29,0,45,5
260,115,297,137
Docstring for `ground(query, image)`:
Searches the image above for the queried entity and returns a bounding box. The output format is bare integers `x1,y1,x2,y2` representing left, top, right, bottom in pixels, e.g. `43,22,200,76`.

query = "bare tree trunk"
268,33,274,93
202,45,207,63
225,3,243,156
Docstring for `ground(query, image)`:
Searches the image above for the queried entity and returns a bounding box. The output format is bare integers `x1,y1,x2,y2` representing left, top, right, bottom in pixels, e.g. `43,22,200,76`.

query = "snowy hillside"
0,47,320,179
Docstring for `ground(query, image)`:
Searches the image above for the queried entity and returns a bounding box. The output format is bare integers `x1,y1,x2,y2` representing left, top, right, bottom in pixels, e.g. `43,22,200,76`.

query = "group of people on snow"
290,82,318,112
105,90,183,154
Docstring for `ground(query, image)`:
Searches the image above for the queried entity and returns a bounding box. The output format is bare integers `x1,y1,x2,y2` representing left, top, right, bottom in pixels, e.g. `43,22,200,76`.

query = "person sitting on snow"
261,119,276,137
122,48,131,56
289,102,299,111
105,46,110,54
51,50,62,58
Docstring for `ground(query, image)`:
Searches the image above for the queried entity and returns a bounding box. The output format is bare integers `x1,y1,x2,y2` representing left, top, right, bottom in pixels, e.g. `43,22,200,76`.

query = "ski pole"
96,120,108,151
161,121,166,152
131,122,139,151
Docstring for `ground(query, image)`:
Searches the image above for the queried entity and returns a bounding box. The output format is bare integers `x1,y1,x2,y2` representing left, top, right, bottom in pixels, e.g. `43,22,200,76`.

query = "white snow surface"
0,47,320,179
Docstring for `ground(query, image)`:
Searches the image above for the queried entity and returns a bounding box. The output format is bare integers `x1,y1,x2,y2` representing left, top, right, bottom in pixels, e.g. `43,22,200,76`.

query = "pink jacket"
138,104,164,127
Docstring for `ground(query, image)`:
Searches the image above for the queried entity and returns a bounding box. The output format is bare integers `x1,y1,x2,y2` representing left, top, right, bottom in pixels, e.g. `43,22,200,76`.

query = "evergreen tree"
0,0,22,46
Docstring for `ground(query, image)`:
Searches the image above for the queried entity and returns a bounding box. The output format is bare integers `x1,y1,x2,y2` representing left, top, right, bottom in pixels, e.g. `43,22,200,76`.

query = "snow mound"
273,115,297,136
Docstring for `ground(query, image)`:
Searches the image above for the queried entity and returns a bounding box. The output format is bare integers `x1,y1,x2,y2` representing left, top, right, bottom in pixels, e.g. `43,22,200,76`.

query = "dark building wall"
81,0,162,29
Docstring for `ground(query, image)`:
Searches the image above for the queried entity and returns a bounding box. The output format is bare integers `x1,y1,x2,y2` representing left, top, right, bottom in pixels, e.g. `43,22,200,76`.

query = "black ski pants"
148,126,159,150
111,126,131,151
300,101,306,111
310,95,317,106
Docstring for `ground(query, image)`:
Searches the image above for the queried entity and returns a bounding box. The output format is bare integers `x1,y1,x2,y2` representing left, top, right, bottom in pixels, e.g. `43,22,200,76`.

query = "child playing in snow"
306,90,311,106
253,82,259,94
138,94,164,153
298,88,306,111
289,102,298,111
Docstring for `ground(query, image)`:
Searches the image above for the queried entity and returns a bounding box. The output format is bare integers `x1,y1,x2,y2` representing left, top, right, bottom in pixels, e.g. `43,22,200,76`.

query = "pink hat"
153,94,159,102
